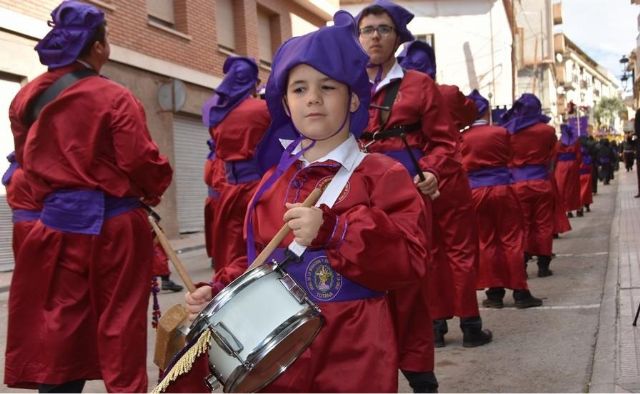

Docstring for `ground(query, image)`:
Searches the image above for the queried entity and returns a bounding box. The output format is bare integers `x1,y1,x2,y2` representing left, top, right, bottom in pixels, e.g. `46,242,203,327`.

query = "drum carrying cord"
151,328,214,393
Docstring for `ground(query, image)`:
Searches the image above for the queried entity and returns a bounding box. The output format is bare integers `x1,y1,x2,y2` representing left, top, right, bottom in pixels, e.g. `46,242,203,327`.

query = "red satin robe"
579,157,593,207
550,167,572,234
360,70,454,373
6,167,41,254
203,154,224,260
6,63,173,392
554,142,582,212
460,123,528,290
427,84,480,320
509,123,557,256
211,151,428,392
205,98,270,272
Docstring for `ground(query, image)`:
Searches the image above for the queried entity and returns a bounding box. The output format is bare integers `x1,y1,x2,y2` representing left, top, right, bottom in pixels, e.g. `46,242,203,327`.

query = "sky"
560,0,638,86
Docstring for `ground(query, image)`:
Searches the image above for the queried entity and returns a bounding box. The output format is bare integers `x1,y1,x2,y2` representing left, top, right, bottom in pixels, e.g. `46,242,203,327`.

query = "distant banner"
568,116,589,136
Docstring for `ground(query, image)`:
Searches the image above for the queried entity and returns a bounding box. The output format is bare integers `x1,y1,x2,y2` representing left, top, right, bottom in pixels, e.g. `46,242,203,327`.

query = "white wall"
342,0,514,107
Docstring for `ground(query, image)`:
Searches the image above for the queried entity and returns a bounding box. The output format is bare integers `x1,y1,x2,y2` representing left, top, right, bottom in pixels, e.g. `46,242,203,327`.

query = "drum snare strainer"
188,261,323,393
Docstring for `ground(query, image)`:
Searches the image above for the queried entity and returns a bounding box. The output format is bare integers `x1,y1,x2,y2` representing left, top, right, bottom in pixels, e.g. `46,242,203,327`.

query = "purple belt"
41,189,141,235
206,139,216,161
557,152,577,161
2,151,18,186
599,157,611,164
467,167,511,189
225,157,261,184
207,187,220,199
12,209,40,224
383,148,424,178
579,167,591,175
511,165,549,183
268,248,385,302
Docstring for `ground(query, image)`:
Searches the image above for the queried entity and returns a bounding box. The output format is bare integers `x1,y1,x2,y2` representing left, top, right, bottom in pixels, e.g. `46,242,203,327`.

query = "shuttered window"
173,115,209,233
216,0,236,51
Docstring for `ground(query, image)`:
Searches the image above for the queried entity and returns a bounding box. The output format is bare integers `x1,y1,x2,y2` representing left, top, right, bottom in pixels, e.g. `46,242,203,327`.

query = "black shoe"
513,290,543,309
162,279,184,292
401,370,439,393
585,205,591,212
538,268,553,277
576,209,584,217
553,233,559,239
537,255,553,277
482,298,504,308
567,211,574,218
433,320,447,348
462,328,493,348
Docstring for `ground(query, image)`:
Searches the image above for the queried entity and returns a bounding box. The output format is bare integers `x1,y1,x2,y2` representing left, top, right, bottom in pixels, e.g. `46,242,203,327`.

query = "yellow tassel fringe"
151,328,213,393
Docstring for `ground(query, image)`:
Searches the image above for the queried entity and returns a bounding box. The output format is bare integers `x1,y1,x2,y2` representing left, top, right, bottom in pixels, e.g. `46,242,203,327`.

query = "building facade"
341,0,515,109
554,34,621,135
0,0,337,270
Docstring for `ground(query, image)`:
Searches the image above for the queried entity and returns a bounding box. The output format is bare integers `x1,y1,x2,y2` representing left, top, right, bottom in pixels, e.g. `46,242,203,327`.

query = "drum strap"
287,149,367,257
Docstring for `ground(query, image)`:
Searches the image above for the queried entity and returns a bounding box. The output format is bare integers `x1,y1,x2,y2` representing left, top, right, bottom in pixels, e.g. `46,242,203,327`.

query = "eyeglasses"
359,25,395,37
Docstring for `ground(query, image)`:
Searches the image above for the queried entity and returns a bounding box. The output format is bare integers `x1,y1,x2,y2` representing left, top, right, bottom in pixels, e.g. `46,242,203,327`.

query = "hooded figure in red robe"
501,93,557,278
201,56,270,273
6,2,172,391
461,90,542,308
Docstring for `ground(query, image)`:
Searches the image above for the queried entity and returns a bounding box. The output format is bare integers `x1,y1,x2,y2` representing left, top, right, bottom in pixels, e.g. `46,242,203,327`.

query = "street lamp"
620,54,635,93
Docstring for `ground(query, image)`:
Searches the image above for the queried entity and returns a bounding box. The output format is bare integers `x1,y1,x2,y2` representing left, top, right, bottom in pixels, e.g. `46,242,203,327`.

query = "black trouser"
39,380,86,393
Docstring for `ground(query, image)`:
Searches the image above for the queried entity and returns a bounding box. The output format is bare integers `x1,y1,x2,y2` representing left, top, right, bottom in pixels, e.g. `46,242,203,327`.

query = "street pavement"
0,168,639,392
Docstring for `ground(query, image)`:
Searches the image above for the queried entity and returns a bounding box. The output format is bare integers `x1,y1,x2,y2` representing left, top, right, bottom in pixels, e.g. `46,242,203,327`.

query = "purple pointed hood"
397,40,436,80
560,123,578,146
35,1,105,69
500,93,551,134
356,0,415,44
256,10,371,172
202,56,259,127
467,89,489,119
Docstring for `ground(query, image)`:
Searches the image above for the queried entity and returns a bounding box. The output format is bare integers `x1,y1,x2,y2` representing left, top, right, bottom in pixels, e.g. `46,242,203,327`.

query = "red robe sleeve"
414,74,460,181
111,91,173,201
324,159,428,291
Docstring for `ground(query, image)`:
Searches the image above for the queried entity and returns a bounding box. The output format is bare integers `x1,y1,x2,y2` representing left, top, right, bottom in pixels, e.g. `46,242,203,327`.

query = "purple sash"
224,157,262,184
579,167,591,175
41,189,141,235
467,167,511,189
207,187,220,199
557,152,577,161
206,139,217,161
12,209,41,224
510,165,548,183
268,248,384,302
2,152,18,186
383,148,424,178
599,157,611,164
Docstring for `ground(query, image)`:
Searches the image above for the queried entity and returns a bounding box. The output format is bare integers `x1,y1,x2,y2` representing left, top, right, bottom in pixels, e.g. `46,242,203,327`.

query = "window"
258,7,275,67
414,33,435,51
216,0,236,52
147,0,175,27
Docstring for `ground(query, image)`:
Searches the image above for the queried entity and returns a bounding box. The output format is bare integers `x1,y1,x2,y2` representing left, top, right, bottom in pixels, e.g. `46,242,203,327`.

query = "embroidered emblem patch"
305,255,342,301
316,176,349,204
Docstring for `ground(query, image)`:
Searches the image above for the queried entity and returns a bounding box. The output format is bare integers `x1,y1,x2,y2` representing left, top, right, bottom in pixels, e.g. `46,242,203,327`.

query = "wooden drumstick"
248,188,323,270
148,214,197,293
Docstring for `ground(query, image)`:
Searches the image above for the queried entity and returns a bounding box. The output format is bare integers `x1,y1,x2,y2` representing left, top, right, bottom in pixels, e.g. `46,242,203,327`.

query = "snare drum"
188,263,323,393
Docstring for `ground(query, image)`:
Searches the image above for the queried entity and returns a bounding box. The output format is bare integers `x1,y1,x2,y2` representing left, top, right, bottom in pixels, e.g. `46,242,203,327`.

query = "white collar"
372,61,404,94
472,119,489,126
75,59,95,70
279,134,362,171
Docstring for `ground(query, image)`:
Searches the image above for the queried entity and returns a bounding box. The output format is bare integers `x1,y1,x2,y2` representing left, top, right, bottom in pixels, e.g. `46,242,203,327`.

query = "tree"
593,96,627,130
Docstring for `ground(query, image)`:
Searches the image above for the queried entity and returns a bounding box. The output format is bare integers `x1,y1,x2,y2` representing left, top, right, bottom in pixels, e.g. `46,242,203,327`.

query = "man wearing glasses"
356,1,492,393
